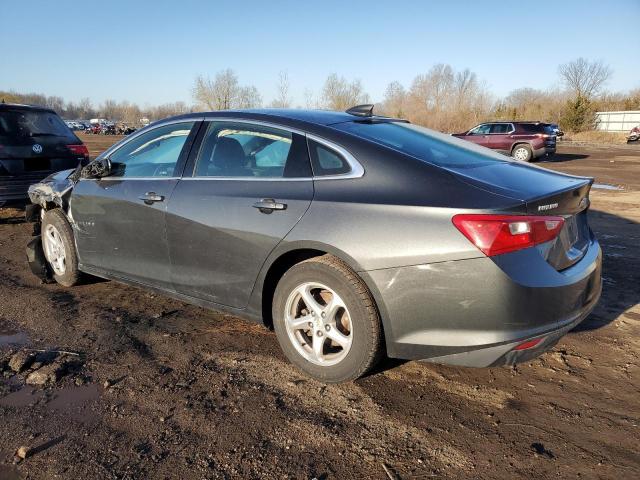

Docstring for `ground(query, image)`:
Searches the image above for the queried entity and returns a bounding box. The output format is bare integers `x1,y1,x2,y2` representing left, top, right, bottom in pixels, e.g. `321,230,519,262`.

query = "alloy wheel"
284,282,353,366
513,147,529,161
43,224,66,276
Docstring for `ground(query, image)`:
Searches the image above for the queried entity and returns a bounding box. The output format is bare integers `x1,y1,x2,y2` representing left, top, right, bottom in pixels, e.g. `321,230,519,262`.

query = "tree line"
2,58,638,132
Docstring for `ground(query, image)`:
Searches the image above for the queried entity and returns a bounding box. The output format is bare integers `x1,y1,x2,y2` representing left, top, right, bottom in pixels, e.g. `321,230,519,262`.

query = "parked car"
452,121,556,161
549,123,564,137
0,103,89,205
26,107,601,383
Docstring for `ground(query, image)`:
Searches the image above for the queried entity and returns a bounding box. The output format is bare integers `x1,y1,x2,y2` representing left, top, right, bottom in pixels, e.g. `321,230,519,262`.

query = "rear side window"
335,121,509,168
194,122,311,178
490,123,512,134
308,140,351,176
0,109,73,140
519,123,546,134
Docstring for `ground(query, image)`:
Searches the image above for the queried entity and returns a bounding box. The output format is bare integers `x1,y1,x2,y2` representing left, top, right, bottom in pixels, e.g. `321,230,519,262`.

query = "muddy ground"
0,137,639,479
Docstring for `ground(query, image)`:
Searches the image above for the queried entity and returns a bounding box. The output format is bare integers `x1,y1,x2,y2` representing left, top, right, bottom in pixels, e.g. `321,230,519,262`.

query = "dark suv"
453,122,556,162
0,103,89,205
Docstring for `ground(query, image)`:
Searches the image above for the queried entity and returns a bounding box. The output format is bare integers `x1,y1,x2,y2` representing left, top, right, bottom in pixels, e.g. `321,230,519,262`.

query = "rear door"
70,120,200,289
488,123,514,154
167,120,314,308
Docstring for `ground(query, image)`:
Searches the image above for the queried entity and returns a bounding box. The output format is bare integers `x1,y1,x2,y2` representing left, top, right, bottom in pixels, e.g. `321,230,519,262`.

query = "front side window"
194,121,311,178
108,122,194,178
469,124,491,135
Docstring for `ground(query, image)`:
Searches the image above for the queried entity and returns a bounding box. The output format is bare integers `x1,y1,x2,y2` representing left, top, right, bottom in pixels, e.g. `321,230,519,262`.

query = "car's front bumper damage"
24,168,78,282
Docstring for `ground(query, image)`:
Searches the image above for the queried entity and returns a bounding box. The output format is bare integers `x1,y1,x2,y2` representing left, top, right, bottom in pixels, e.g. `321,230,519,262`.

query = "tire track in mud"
212,352,474,475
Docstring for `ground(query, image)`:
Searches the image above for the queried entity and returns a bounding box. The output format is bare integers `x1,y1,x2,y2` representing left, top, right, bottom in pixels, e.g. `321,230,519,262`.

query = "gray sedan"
27,107,602,382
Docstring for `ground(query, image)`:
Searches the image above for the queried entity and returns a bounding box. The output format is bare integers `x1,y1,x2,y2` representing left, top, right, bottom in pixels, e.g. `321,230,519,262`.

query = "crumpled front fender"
27,168,78,211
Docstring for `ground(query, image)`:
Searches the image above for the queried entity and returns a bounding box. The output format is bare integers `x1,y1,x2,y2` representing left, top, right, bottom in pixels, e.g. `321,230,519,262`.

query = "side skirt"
79,264,263,324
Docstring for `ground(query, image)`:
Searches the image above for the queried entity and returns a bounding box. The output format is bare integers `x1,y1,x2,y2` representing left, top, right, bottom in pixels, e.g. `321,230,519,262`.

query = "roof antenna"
346,104,374,117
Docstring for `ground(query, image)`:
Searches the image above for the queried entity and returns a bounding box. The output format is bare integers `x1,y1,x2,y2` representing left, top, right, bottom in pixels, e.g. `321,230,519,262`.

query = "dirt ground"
0,136,639,479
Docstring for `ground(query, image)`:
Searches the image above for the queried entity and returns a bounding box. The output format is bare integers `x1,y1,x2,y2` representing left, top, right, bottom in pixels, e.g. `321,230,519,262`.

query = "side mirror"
81,158,112,179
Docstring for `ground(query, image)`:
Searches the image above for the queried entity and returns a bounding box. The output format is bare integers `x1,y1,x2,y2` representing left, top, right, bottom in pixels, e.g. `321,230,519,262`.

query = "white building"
594,110,640,132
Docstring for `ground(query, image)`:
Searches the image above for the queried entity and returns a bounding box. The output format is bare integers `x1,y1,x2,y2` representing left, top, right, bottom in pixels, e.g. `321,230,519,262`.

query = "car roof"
160,108,394,128
481,121,546,124
213,108,394,126
0,102,56,114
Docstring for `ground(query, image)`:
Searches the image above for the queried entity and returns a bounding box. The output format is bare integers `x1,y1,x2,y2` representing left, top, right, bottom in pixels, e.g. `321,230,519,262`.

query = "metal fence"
594,110,640,132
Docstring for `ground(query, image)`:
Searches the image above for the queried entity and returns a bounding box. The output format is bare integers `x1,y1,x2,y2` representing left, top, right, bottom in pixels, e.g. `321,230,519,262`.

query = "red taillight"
67,144,89,157
513,338,544,351
452,214,564,256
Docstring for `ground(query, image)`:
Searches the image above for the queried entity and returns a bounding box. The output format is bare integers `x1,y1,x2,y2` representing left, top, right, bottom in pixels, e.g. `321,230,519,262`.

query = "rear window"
518,123,547,134
0,109,73,139
334,121,509,168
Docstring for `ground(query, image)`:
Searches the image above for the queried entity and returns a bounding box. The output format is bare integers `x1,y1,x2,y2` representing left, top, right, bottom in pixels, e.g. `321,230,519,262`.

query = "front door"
167,120,314,308
465,124,491,148
70,120,199,289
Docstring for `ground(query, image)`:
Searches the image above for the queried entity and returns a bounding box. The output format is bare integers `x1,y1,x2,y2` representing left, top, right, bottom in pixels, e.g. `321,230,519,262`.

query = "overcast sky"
2,0,639,106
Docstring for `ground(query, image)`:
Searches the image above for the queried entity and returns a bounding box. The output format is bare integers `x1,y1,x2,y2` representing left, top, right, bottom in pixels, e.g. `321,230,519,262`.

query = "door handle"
252,198,287,214
138,192,165,205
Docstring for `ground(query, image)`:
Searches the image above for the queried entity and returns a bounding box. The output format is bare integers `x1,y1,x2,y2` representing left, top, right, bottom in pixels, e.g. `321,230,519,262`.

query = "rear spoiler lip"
525,179,593,216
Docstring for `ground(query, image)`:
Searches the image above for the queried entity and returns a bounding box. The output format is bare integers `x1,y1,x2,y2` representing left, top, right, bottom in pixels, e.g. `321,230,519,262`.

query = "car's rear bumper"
534,145,556,158
362,237,602,367
0,173,54,202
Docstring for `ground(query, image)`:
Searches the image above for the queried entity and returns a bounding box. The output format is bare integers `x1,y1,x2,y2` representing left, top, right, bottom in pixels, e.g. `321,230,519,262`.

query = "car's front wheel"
41,209,81,287
272,255,383,383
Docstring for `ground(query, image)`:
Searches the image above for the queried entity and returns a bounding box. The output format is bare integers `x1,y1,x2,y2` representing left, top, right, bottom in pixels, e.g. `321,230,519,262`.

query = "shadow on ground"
571,208,639,332
548,153,590,162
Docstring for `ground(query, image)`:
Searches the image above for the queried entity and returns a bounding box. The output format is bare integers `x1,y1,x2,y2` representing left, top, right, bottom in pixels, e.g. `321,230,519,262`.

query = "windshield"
334,121,510,168
0,109,74,139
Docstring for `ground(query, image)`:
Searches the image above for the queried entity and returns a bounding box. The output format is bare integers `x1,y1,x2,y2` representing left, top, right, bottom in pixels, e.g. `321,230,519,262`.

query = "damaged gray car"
26,108,602,383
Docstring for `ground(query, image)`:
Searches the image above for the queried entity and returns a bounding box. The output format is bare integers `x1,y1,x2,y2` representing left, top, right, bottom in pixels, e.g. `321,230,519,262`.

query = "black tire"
41,209,81,287
511,143,533,162
272,254,383,383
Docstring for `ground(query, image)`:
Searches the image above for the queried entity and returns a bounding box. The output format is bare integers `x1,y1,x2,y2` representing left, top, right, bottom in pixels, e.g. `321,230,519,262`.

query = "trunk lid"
446,162,593,270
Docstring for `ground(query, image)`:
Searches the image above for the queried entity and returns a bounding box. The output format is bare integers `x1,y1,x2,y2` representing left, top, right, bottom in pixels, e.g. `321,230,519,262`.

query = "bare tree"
321,74,369,111
558,58,612,99
192,69,262,110
271,71,292,108
192,69,240,110
237,86,262,108
303,88,316,109
381,81,406,117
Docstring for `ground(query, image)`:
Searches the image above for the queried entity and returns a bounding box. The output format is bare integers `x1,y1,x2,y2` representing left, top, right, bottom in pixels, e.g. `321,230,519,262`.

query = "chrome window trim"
99,116,205,160
97,117,203,180
186,117,365,181
470,123,515,135
87,176,181,182
180,176,313,182
306,133,365,180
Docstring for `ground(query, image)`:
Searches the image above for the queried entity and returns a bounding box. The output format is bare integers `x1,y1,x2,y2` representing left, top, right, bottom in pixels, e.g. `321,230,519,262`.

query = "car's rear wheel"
272,255,383,383
42,209,81,287
512,144,533,162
